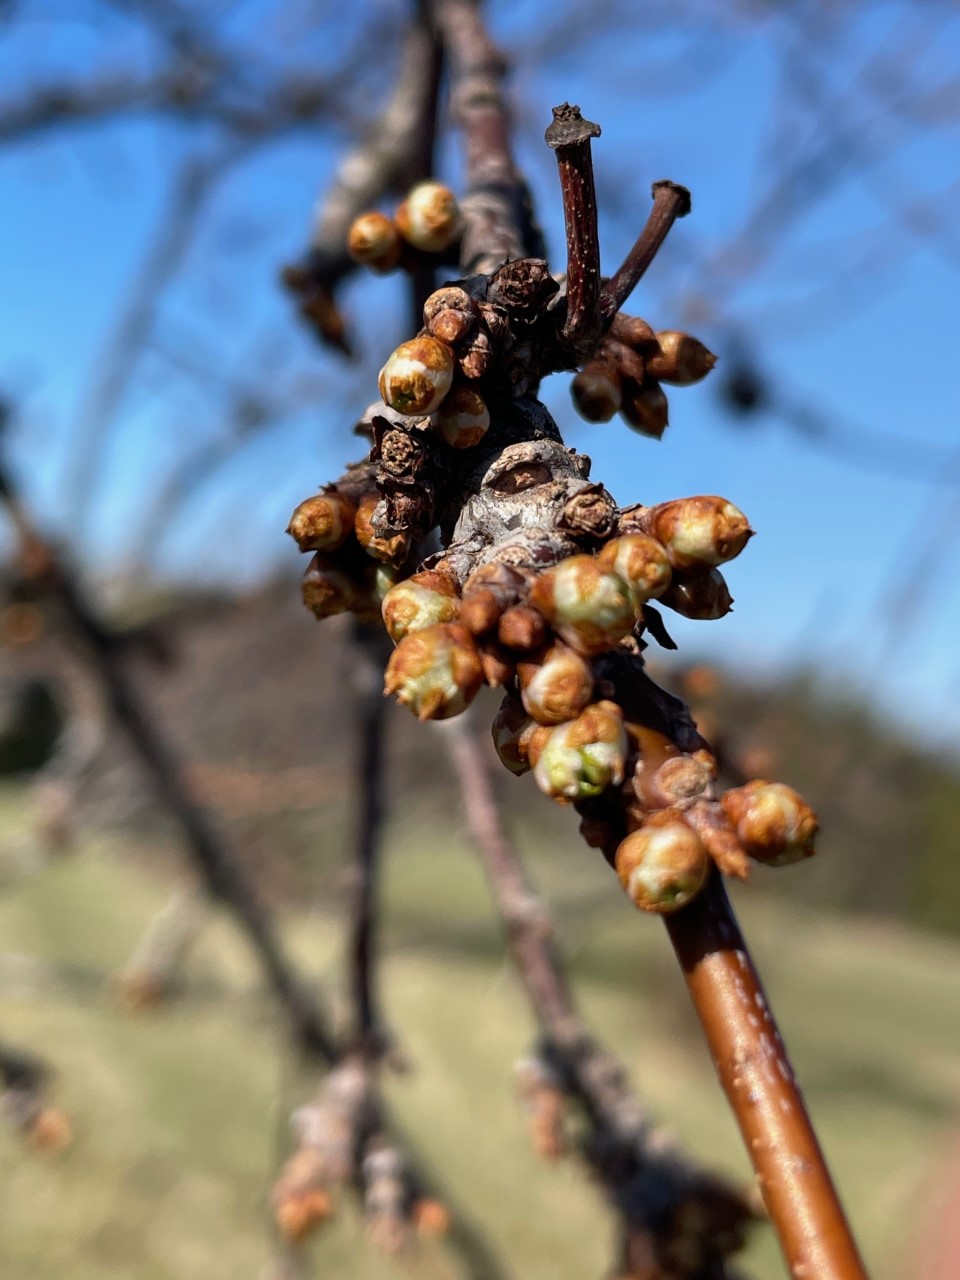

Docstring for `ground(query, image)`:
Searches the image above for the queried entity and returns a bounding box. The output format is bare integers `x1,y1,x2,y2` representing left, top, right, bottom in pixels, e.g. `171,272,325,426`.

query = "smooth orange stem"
665,869,870,1280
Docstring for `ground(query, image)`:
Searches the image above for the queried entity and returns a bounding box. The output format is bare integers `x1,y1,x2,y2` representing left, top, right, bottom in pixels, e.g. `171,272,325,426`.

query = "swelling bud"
721,781,818,865
378,336,455,415
384,623,483,720
646,331,717,385
530,556,635,655
643,496,752,571
533,700,627,801
395,181,461,252
518,642,594,725
287,491,357,552
346,211,402,272
597,534,672,609
380,571,460,643
615,817,710,912
435,386,490,448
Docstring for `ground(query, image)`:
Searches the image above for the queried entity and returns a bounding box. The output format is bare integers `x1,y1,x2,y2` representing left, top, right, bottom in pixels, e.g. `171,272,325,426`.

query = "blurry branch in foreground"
0,403,336,1060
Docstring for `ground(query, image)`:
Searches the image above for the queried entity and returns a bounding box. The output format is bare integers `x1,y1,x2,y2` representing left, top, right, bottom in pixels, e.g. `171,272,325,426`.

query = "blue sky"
1,0,959,749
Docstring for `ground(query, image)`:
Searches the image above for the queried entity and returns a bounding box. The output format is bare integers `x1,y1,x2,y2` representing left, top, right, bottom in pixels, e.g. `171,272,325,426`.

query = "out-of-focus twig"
0,444,336,1060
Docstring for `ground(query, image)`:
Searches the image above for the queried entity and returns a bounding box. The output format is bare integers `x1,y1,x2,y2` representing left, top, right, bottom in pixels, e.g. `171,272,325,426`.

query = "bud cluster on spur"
287,174,820,918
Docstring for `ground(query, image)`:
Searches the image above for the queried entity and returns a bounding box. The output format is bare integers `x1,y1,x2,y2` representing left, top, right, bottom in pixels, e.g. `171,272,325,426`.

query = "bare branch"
600,180,691,319
545,103,603,355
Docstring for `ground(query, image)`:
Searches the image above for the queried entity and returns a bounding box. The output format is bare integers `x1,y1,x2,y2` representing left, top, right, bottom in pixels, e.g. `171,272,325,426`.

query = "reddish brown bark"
666,870,870,1280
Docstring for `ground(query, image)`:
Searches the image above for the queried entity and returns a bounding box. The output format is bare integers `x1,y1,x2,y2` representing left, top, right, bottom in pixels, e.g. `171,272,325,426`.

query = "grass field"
2,785,959,1279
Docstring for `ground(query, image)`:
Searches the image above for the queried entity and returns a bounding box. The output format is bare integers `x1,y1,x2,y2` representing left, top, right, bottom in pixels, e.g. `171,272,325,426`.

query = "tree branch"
665,871,870,1280
600,180,691,319
545,102,603,355
441,714,754,1278
0,450,336,1060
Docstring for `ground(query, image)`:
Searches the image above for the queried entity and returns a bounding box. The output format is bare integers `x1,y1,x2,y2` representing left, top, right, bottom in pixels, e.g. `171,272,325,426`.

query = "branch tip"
545,102,601,150
651,179,691,216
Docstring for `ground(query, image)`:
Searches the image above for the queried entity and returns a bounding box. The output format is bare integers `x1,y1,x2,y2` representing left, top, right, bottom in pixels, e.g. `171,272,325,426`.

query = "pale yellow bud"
346,211,402,272
643,496,752,572
395,181,461,252
596,534,672,608
378,336,455,416
384,623,483,720
435,386,490,448
381,571,460,642
721,781,818,865
529,556,635,655
615,819,710,912
287,491,357,552
532,700,627,801
518,643,594,725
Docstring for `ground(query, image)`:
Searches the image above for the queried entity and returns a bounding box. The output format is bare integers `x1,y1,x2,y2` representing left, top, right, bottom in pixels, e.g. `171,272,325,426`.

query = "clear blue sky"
1,0,959,749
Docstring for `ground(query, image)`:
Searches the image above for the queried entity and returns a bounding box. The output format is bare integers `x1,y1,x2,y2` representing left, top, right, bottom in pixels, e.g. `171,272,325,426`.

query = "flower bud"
435,386,490,448
646,331,717,386
430,307,475,344
378,336,455,415
615,818,710,912
27,1106,74,1152
355,493,411,564
597,534,672,608
424,285,473,324
479,640,515,688
660,569,733,620
497,604,546,652
346,211,402,272
571,362,622,422
620,379,669,439
395,180,461,252
274,1188,334,1242
491,695,548,775
647,752,716,803
518,643,594,725
414,1199,452,1238
610,312,658,351
721,781,818,865
642,496,752,572
533,700,627,801
381,571,460,643
302,555,359,619
457,327,493,380
287,491,357,552
529,556,635,655
384,623,483,720
460,563,528,634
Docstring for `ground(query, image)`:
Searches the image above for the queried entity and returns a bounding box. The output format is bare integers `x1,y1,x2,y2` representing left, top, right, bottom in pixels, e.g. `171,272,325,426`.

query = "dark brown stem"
441,715,753,1276
600,179,691,319
348,622,391,1048
665,869,871,1280
0,460,336,1062
545,102,603,354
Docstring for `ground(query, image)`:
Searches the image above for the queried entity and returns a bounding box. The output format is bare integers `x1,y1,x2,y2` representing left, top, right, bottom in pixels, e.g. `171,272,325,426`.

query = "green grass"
1,786,958,1279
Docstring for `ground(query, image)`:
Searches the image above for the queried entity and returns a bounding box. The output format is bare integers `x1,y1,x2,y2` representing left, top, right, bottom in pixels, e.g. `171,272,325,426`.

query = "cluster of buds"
272,1059,443,1254
514,1055,567,1161
288,468,408,625
288,165,821,924
571,314,717,440
346,180,462,273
